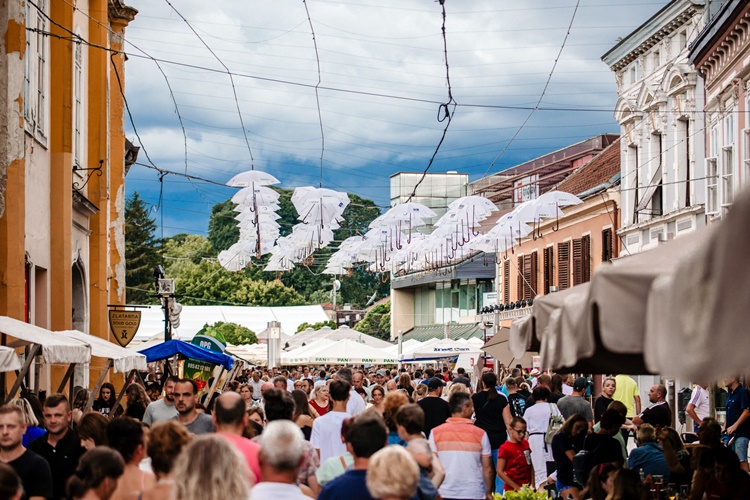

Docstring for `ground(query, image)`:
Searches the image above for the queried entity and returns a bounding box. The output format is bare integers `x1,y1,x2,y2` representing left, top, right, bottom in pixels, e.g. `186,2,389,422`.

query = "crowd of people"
0,365,748,500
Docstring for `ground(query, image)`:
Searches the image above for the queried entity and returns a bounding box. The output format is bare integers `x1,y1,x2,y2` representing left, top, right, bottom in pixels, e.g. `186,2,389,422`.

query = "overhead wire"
301,0,327,188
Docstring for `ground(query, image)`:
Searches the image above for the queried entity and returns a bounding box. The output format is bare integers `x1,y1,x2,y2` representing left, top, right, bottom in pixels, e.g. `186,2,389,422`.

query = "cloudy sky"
123,0,669,237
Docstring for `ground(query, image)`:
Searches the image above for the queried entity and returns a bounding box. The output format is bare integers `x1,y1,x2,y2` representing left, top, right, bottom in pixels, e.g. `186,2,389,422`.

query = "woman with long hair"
171,435,250,500
471,371,512,493
124,384,150,421
309,385,330,416
367,385,385,415
72,389,92,424
551,413,589,500
657,427,692,488
292,389,314,441
76,412,109,450
383,391,410,445
67,447,125,500
398,373,415,398
522,386,555,490
239,384,254,409
550,374,565,402
605,468,647,500
92,383,122,418
9,398,45,447
141,421,192,500
581,463,619,500
414,384,428,401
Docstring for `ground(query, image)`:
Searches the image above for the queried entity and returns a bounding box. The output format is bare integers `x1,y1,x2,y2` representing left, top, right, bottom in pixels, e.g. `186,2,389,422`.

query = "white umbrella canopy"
448,195,498,213
387,202,437,219
512,201,564,222
231,185,280,206
536,191,583,207
226,169,280,187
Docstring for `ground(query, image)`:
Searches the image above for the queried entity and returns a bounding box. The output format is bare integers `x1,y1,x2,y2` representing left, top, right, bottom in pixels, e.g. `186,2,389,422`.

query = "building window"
520,252,538,300
543,246,553,295
24,0,47,139
557,242,570,290
503,260,510,304
602,228,614,262
572,235,591,286
73,41,83,168
516,256,523,302
743,127,750,189
705,157,719,215
722,114,735,207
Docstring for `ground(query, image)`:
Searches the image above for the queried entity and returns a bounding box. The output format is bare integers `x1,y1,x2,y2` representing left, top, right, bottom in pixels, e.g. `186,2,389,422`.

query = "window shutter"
558,242,570,290
543,247,553,294
530,251,538,298
572,238,583,286
503,260,510,303
581,235,591,283
602,228,613,263
517,256,523,301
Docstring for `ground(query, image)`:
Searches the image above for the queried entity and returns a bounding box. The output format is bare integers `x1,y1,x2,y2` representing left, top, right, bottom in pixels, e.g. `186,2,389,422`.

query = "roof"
689,0,747,65
402,323,485,342
0,316,91,364
556,137,621,196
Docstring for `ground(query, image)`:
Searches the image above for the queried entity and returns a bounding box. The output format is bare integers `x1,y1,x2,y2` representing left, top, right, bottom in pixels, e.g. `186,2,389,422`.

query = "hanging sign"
108,310,141,347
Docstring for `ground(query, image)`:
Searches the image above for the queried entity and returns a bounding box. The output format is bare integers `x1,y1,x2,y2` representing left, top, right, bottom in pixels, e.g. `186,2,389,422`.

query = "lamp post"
267,321,281,369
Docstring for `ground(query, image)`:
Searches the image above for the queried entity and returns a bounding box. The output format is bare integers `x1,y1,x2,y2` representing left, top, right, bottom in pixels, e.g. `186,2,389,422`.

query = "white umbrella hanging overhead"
535,191,583,207
226,170,280,187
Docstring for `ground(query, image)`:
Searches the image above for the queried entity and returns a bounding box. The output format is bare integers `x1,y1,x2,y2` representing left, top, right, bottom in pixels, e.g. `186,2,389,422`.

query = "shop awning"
0,316,91,364
0,346,21,372
57,330,147,373
482,327,535,368
139,340,234,370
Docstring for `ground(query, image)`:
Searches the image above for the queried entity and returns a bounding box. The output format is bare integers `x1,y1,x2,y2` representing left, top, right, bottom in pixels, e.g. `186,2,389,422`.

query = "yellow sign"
108,310,142,347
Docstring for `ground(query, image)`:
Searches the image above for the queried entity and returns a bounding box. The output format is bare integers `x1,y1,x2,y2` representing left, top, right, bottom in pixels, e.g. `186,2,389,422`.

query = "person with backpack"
524,386,559,489
551,414,588,500
579,409,626,484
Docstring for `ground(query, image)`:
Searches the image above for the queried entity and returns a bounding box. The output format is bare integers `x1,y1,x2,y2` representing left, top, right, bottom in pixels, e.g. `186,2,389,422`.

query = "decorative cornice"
109,0,138,26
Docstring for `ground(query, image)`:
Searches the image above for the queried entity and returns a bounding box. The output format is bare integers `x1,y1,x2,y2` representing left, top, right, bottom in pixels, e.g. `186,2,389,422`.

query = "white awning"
0,317,91,364
0,346,21,372
57,330,147,373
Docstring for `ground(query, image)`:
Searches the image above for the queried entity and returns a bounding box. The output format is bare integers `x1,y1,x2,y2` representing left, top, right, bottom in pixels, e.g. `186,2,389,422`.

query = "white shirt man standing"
250,421,309,500
311,380,351,462
686,383,710,433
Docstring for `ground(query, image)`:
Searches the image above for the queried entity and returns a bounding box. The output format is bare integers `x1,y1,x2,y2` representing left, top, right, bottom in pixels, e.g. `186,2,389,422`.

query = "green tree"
207,199,239,252
211,321,258,345
125,191,161,304
295,320,336,333
354,300,391,340
163,234,216,277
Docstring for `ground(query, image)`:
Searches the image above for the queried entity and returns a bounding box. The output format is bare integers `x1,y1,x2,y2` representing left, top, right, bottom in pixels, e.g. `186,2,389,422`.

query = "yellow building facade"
0,0,137,392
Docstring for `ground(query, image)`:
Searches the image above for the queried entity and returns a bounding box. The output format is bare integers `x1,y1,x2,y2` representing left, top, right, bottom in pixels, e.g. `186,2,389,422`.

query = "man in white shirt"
250,421,310,500
311,379,351,462
249,371,264,401
686,383,711,432
336,368,366,416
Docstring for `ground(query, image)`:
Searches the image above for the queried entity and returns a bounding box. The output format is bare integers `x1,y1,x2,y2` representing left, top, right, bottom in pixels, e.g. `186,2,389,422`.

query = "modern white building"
602,0,711,254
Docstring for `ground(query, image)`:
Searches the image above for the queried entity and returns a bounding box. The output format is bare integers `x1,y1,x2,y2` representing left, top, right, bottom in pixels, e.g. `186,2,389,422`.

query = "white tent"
282,340,336,365
285,339,396,365
404,339,482,362
0,346,20,372
383,339,422,356
57,330,147,373
226,343,268,366
328,326,392,348
285,327,335,351
0,316,90,364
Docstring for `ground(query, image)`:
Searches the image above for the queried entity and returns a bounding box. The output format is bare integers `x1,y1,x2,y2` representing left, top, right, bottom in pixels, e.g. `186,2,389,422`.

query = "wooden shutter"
517,256,523,301
503,260,510,303
572,238,583,286
582,234,591,283
602,228,613,263
529,251,538,298
543,246,553,294
558,242,570,290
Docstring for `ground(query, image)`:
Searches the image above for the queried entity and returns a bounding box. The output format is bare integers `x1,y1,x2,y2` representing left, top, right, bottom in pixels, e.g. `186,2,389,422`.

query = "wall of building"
390,287,414,340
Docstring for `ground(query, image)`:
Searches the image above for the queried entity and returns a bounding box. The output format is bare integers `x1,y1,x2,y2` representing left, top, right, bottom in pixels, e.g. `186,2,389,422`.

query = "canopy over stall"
482,327,535,368
0,347,21,372
0,316,92,402
284,339,396,365
402,338,481,362
138,340,234,370
225,343,268,366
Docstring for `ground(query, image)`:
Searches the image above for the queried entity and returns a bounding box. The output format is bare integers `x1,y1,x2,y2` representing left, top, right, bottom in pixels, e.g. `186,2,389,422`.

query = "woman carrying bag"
471,372,512,493
523,386,563,490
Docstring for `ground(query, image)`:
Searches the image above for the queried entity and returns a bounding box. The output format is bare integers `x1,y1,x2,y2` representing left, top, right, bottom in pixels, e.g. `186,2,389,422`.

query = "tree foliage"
295,320,336,333
210,321,258,345
354,300,391,340
125,191,161,304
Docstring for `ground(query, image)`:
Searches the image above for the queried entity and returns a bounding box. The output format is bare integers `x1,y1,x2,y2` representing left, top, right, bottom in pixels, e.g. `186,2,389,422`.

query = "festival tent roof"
57,330,147,373
383,339,423,356
0,346,21,372
0,316,90,364
284,339,396,365
282,340,336,365
402,338,482,362
284,327,335,350
286,326,392,351
225,343,267,366
138,340,234,370
135,305,330,341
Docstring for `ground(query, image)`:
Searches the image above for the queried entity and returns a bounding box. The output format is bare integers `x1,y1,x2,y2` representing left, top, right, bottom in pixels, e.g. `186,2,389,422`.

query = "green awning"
401,323,484,342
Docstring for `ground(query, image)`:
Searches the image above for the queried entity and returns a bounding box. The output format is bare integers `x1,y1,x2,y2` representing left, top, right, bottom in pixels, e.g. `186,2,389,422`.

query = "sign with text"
108,310,141,347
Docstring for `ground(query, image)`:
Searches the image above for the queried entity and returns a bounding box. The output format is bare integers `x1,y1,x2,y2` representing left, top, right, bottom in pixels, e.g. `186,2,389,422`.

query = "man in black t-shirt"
28,394,85,499
417,378,450,437
0,404,53,500
633,384,672,429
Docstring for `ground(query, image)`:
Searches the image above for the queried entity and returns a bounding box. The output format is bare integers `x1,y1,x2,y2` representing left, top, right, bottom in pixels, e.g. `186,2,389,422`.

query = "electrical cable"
302,0,327,187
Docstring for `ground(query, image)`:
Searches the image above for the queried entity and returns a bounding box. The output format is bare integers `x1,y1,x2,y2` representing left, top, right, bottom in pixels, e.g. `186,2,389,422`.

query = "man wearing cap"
557,377,594,431
374,369,387,388
418,378,451,438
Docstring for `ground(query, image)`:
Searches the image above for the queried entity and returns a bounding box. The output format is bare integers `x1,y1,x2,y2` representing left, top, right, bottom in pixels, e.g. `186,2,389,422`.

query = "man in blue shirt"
318,412,387,500
724,376,750,472
628,424,671,481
